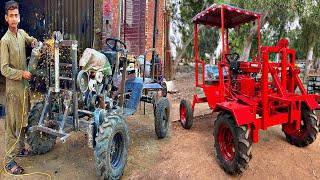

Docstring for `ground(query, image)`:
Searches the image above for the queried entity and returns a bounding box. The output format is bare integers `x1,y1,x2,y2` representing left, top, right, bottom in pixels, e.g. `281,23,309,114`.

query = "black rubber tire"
213,112,252,175
26,102,57,155
282,106,319,147
94,115,129,180
154,97,170,139
161,82,168,97
179,99,193,129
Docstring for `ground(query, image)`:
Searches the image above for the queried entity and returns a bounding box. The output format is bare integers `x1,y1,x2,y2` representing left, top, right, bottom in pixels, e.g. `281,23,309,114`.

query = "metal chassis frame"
141,48,165,114
28,40,91,142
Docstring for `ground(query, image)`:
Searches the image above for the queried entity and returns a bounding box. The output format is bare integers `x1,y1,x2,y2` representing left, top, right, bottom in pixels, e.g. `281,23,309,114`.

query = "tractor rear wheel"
154,97,170,139
213,112,252,175
282,106,319,147
179,99,193,129
26,102,57,155
94,115,129,180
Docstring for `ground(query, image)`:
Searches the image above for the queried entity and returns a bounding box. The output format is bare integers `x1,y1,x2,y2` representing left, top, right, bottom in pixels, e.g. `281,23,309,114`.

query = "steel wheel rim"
217,123,235,161
180,105,187,125
294,119,307,137
110,132,124,168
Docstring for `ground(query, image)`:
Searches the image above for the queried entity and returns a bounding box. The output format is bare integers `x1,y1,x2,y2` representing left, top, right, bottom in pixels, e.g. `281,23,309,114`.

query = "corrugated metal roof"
45,0,94,50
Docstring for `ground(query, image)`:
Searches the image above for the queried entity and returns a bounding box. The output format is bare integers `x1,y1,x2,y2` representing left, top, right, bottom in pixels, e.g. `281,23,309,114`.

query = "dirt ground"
0,69,320,180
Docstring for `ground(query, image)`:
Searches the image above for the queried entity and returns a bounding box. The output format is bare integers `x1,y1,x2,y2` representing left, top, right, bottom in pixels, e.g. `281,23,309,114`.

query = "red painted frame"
191,4,320,143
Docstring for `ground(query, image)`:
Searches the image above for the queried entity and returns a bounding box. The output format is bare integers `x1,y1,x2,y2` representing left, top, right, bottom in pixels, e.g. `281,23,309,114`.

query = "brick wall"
111,0,120,38
100,0,165,57
97,0,172,79
101,0,119,50
123,0,146,56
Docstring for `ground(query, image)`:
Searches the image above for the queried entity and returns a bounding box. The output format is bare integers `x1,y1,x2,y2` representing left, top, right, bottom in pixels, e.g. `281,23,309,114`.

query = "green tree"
297,1,320,76
170,0,320,82
171,0,302,62
171,0,218,61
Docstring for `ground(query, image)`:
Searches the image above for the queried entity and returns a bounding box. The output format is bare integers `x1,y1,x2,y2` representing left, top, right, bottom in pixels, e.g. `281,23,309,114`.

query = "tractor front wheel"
154,97,170,139
179,99,193,129
26,102,57,155
282,106,319,147
213,112,252,175
94,115,129,180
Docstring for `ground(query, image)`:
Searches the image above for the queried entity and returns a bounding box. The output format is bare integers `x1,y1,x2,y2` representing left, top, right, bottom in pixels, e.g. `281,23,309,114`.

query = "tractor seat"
101,51,118,70
205,79,220,85
230,61,241,73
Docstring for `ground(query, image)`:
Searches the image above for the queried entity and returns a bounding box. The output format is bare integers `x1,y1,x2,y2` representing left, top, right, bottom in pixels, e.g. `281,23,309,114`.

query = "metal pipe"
257,16,261,61
163,0,167,75
194,24,199,86
118,0,122,39
151,0,159,79
54,39,60,93
281,49,287,90
124,0,127,43
143,48,156,83
143,53,147,83
71,41,79,130
220,5,225,102
119,52,128,108
226,29,229,54
261,48,269,129
221,5,225,63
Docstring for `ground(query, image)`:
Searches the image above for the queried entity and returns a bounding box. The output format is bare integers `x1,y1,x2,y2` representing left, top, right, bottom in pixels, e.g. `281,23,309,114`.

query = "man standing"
1,0,37,174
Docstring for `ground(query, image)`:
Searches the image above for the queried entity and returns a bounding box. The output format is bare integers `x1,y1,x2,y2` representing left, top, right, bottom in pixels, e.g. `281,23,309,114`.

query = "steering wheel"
106,38,127,52
225,53,240,64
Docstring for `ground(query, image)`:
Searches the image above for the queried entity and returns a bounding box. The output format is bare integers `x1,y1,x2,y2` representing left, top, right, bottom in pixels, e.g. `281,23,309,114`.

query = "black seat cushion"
101,51,118,70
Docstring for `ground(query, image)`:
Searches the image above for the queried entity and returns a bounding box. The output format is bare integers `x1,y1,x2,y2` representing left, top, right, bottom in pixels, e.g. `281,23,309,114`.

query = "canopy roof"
192,4,261,28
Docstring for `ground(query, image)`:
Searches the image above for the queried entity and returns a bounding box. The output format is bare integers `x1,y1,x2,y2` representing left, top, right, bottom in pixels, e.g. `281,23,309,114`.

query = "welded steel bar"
54,39,60,93
151,0,158,79
71,41,79,130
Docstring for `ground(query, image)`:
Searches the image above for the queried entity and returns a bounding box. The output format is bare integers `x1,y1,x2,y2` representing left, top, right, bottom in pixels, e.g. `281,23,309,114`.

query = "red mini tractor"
180,4,320,175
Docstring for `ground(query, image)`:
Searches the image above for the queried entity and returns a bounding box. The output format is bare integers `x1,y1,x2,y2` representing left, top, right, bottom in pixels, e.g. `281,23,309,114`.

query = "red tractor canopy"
193,4,261,28
193,4,261,65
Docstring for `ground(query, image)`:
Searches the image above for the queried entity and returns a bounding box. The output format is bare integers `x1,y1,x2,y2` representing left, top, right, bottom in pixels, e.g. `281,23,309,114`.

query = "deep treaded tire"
94,115,129,180
179,99,193,129
213,112,252,175
26,102,57,155
154,97,170,139
282,106,319,147
161,82,168,97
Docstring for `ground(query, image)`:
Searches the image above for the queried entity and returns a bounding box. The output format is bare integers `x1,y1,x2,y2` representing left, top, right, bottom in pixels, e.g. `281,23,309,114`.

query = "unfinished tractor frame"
27,33,130,179
26,31,170,179
180,4,319,175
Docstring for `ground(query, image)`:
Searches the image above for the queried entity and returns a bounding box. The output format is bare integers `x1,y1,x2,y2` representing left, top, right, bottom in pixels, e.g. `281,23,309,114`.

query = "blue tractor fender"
125,78,144,110
93,108,106,127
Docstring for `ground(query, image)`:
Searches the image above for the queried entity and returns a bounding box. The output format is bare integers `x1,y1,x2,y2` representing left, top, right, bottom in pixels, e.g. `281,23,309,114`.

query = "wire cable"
2,86,51,179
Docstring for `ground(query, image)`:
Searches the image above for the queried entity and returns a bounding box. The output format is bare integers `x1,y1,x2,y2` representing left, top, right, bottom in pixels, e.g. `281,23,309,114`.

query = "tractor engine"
233,61,261,97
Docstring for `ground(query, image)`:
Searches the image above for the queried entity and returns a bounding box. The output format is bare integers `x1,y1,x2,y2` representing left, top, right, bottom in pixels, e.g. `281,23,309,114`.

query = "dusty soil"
1,67,320,180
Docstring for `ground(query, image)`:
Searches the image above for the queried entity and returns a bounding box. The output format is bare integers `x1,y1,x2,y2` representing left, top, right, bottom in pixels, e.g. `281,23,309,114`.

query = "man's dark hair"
5,0,19,14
